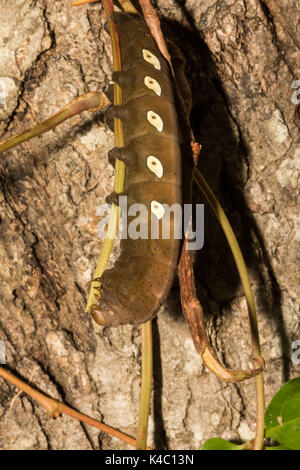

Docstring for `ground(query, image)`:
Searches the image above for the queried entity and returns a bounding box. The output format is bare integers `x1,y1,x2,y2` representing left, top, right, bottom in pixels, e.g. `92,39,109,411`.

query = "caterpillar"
91,12,189,327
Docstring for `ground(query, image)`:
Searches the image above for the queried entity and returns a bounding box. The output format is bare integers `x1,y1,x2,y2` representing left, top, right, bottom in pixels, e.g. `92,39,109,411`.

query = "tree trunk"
0,0,299,450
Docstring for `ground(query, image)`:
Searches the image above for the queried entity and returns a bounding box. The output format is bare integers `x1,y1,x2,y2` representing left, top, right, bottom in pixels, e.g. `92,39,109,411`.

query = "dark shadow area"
152,318,169,450
160,0,290,381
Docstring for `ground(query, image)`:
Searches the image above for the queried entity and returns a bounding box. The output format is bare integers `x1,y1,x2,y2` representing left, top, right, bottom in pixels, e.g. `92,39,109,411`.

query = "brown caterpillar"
91,12,186,327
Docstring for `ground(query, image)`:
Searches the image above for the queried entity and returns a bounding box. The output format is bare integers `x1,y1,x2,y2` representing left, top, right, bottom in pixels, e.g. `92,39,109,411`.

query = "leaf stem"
0,365,150,448
0,92,108,153
193,167,265,449
136,321,153,450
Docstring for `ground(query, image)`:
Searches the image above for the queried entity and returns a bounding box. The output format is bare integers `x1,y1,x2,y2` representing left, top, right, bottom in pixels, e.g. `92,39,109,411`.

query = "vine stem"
80,0,153,450
0,366,152,448
85,0,125,313
193,167,265,449
0,92,109,153
136,321,153,450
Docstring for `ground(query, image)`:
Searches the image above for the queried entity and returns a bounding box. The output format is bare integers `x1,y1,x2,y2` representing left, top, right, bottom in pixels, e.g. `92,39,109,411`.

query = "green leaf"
265,377,300,450
202,438,243,450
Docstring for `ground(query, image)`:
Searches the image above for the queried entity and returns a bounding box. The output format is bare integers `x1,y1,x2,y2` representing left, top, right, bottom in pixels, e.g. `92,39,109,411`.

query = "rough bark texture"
0,0,299,450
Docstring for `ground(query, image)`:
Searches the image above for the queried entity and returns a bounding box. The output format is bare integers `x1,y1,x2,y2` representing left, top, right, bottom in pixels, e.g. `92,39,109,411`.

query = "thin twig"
0,92,109,153
136,321,153,450
0,366,152,448
86,0,125,314
193,167,265,448
139,0,174,75
178,237,264,382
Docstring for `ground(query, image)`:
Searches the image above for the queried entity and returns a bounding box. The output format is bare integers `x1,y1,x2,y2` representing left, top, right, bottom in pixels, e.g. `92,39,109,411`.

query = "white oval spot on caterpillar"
142,49,161,70
147,156,163,178
144,76,161,96
147,110,163,132
151,200,165,220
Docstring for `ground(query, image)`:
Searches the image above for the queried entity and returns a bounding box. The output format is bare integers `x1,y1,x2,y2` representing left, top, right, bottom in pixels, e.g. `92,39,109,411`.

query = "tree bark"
0,0,299,449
